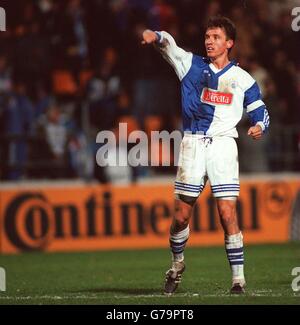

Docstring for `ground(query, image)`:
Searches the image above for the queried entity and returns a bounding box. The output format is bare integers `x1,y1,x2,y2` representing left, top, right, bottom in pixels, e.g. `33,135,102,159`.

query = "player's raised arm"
142,29,192,80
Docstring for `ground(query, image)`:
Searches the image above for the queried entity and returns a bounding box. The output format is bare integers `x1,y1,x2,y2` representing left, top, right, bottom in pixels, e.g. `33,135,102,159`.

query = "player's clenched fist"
141,29,158,45
247,124,263,140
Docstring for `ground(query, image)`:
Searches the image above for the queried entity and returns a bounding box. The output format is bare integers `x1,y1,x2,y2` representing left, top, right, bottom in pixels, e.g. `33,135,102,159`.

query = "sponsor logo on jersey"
201,87,233,106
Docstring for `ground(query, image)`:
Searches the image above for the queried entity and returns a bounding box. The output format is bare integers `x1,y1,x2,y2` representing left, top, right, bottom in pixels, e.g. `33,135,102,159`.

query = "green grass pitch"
0,243,299,305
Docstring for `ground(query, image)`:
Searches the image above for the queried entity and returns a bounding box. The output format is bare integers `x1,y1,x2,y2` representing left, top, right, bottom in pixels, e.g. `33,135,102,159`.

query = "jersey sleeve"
154,31,193,81
243,75,270,132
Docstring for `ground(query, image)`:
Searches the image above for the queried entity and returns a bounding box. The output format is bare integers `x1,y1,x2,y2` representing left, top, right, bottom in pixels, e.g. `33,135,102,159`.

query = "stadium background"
0,0,299,305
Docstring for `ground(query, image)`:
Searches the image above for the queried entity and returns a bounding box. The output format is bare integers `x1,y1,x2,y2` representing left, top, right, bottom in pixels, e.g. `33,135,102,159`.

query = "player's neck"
210,55,230,70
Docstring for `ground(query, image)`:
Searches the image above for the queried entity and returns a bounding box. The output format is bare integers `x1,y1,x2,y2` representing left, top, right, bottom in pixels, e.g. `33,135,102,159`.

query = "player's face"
205,27,233,59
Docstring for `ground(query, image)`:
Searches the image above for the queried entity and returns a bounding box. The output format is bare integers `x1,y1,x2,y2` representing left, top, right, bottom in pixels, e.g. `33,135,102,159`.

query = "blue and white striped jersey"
155,31,270,137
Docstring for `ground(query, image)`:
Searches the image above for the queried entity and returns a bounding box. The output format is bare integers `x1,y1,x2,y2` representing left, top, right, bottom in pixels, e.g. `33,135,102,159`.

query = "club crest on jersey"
201,87,233,106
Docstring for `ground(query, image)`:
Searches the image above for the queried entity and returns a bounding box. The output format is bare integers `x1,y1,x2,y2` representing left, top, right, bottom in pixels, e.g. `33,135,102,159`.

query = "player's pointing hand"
247,124,263,140
141,30,158,45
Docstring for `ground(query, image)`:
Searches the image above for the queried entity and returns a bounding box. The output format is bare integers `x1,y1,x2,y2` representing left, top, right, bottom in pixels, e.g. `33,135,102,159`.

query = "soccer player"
142,16,270,295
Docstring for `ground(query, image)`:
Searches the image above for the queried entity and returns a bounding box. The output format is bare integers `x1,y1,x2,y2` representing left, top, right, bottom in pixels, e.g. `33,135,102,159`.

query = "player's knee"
174,206,190,226
174,196,195,227
174,214,189,228
178,194,197,207
218,202,236,223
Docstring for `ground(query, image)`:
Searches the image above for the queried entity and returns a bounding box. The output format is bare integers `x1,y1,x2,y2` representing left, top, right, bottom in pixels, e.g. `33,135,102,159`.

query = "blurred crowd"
0,0,299,182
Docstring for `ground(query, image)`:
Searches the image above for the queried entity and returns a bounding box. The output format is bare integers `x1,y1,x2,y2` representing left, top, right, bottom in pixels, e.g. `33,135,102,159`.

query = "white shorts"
175,134,239,198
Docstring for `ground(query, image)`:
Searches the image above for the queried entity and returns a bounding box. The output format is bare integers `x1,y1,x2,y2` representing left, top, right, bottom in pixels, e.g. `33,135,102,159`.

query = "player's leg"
216,198,245,294
169,194,197,262
164,134,206,295
217,198,240,234
207,137,245,293
164,194,197,295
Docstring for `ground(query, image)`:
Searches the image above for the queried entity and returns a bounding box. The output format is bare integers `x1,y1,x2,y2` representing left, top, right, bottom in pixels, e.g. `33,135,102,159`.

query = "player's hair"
206,16,236,50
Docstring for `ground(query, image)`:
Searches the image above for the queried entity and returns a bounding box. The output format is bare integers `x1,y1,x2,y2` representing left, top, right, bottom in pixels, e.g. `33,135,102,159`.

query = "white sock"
169,226,190,262
225,232,245,282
